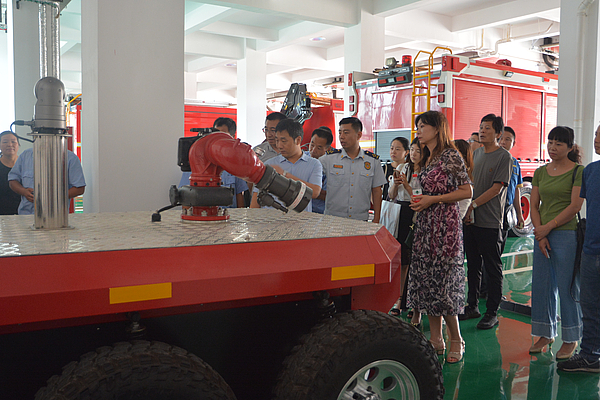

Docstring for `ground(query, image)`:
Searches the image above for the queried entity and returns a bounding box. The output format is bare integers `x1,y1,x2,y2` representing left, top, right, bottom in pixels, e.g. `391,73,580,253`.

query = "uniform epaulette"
326,148,342,155
364,150,380,159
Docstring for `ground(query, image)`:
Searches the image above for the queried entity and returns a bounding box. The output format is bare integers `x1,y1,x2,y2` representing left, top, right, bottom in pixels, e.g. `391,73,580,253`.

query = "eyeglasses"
262,127,277,134
468,138,480,144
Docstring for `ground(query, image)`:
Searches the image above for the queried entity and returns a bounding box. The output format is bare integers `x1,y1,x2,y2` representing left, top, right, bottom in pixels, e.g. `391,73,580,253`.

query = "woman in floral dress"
407,111,472,363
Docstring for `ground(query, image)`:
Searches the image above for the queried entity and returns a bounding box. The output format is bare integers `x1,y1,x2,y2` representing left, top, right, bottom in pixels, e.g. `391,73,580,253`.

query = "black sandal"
389,308,401,317
407,309,414,319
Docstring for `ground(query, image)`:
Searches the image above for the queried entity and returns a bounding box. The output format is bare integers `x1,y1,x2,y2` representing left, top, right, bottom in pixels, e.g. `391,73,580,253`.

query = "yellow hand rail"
66,93,82,127
411,47,452,138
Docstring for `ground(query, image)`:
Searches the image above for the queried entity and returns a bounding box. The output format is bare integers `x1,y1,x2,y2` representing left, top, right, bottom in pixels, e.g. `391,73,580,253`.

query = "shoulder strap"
364,150,380,160
572,164,584,183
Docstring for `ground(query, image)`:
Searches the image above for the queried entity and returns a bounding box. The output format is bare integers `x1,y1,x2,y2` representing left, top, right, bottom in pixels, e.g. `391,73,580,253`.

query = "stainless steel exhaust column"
31,2,70,229
33,135,69,229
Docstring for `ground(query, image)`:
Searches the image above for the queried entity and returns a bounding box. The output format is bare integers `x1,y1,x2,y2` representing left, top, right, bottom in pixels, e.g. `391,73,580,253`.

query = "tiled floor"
399,236,600,399
440,307,600,400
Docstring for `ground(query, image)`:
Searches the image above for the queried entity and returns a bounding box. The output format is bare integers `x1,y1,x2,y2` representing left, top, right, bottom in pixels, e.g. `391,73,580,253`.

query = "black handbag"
404,211,417,250
570,165,585,300
573,165,586,271
404,224,414,250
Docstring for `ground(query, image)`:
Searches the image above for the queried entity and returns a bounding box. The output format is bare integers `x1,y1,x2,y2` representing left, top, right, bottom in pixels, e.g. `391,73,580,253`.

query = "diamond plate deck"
0,209,381,257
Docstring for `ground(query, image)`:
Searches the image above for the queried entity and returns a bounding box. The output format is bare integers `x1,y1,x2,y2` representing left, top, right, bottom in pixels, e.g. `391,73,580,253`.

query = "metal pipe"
38,3,47,78
488,22,555,56
33,0,61,78
464,29,485,52
51,1,60,78
574,0,596,154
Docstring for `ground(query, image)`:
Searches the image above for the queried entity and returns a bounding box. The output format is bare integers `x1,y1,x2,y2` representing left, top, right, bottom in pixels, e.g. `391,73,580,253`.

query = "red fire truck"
349,51,558,235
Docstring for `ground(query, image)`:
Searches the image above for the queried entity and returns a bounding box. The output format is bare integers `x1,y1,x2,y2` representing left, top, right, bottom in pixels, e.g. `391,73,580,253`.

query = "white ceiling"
58,0,561,106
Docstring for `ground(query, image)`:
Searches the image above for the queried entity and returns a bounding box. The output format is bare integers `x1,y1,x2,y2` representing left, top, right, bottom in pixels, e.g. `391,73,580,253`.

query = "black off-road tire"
273,310,444,400
34,340,236,400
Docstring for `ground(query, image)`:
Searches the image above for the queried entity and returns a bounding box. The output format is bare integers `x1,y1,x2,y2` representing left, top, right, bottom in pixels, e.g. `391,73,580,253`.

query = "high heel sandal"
430,338,446,355
556,342,578,360
447,339,465,363
410,314,422,330
529,337,555,354
389,297,403,316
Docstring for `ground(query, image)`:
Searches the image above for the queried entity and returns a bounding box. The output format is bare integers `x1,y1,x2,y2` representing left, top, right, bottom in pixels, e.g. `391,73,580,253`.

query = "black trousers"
464,224,504,315
482,209,511,293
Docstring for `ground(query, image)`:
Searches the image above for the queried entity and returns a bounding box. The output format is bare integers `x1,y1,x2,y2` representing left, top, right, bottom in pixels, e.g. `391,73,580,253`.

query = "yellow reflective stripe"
331,264,375,281
109,282,172,304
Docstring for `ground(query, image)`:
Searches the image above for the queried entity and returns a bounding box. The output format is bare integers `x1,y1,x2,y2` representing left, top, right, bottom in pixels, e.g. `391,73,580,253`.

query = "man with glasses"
251,119,322,212
247,112,288,200
253,112,287,163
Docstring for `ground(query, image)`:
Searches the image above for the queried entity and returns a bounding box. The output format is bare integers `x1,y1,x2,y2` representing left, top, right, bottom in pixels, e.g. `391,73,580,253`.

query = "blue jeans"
580,252,600,360
531,230,582,342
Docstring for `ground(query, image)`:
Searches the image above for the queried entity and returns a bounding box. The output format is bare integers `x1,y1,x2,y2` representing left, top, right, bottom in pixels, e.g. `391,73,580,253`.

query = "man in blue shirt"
558,124,600,373
499,126,525,250
308,127,333,214
250,119,322,212
8,148,86,215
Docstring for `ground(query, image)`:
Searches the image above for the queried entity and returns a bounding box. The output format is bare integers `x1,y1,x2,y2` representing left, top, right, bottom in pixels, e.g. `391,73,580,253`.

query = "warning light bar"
377,66,413,87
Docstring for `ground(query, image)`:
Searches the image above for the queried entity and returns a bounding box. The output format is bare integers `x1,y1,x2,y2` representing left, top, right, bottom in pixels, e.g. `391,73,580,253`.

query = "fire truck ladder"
411,46,452,138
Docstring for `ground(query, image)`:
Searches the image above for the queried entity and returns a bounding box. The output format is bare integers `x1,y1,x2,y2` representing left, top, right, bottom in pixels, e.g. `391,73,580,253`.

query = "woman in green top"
529,126,584,360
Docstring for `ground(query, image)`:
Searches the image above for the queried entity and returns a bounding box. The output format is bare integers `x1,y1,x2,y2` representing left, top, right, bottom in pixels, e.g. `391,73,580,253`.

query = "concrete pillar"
0,18,15,130
237,46,266,146
7,0,41,148
185,72,197,100
343,8,385,116
81,0,184,212
557,0,600,163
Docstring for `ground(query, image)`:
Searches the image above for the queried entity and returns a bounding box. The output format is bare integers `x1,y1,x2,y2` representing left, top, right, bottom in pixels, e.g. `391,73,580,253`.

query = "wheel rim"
521,194,531,225
337,360,420,400
513,185,534,237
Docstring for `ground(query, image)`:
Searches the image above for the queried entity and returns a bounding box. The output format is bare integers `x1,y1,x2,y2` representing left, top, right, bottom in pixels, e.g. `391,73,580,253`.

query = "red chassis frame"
0,223,401,335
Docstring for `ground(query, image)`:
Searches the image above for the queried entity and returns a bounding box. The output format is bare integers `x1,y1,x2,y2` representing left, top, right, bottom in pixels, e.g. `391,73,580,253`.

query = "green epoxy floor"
400,236,600,399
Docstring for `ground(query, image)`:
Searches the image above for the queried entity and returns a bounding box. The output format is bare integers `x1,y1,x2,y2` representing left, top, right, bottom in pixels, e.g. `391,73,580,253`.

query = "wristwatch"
282,170,288,178
472,201,478,209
